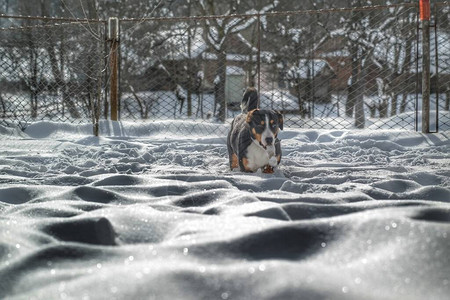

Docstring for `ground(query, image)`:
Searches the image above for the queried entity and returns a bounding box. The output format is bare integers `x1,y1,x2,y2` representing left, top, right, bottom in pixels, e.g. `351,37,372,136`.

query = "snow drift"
0,121,449,300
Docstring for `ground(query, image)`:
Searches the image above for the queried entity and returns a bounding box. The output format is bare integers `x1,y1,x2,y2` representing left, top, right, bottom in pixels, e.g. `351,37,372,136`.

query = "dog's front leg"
262,165,274,174
237,131,253,172
239,157,254,172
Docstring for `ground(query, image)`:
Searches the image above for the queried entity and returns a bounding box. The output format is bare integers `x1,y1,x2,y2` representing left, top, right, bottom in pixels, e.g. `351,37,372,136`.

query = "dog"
227,87,283,173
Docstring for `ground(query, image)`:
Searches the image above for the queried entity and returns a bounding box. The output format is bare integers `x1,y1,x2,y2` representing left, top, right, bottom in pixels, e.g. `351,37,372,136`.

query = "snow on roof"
203,52,248,61
226,66,245,76
159,26,262,63
161,27,208,60
260,89,299,110
318,50,350,58
202,51,273,63
287,59,332,79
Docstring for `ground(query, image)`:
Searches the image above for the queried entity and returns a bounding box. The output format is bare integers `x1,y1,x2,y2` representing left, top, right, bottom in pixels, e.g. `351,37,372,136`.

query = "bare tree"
330,1,397,127
195,0,278,122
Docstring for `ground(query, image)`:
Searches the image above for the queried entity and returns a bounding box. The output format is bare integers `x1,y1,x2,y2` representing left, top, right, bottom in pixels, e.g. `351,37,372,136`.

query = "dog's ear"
246,109,258,123
276,111,284,130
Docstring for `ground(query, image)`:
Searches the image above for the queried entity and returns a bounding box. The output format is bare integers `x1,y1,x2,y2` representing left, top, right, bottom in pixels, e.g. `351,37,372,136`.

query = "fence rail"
1,3,449,135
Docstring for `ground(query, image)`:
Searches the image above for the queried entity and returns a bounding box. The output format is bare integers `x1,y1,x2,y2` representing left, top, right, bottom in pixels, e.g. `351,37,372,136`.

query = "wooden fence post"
108,17,119,121
421,0,431,133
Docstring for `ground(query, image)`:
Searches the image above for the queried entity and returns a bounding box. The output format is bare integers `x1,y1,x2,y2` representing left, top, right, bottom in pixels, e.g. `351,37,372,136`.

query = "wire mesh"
0,16,106,131
434,2,450,131
118,4,422,133
261,4,419,130
2,3,449,137
118,15,259,136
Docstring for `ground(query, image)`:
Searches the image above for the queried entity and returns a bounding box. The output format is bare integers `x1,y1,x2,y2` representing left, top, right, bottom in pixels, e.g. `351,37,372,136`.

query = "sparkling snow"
0,120,449,300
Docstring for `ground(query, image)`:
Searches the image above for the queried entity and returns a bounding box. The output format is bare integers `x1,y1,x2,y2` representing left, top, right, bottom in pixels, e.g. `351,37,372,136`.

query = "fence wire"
1,3,449,137
118,4,426,132
261,5,419,130
0,16,105,131
434,2,450,131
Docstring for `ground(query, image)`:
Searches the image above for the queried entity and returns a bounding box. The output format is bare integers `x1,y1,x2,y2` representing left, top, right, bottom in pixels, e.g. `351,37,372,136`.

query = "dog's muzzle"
259,137,274,149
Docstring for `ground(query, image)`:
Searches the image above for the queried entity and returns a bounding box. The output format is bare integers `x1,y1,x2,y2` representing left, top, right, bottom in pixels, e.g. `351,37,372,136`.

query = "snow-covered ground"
0,120,449,300
4,89,449,132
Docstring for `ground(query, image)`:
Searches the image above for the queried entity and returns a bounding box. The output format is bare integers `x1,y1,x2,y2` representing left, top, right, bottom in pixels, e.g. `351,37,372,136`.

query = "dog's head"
246,109,283,149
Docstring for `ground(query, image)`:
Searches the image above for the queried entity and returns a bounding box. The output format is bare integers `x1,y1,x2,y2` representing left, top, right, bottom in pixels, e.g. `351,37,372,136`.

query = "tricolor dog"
227,87,283,173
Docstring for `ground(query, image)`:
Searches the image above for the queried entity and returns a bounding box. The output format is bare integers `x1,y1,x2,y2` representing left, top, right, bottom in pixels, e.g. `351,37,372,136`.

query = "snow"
0,120,449,300
202,51,273,63
260,90,299,111
156,27,208,61
319,49,351,58
287,59,331,79
226,66,245,76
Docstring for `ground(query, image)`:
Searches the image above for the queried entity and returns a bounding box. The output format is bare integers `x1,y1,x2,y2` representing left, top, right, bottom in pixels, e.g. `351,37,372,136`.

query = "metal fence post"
108,17,119,121
421,0,431,133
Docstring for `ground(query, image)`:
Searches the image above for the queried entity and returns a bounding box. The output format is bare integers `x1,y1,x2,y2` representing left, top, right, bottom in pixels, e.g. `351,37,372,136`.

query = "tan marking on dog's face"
270,119,274,124
252,128,262,143
231,153,238,169
260,120,265,126
242,157,252,172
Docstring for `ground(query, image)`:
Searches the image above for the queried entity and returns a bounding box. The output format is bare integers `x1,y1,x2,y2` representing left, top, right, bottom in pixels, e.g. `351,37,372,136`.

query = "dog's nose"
265,137,273,145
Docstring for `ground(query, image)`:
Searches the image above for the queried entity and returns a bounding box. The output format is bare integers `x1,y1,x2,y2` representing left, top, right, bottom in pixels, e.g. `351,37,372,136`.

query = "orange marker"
420,0,430,21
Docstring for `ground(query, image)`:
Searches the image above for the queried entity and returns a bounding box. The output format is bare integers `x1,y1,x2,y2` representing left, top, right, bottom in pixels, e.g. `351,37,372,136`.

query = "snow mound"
368,110,450,131
0,121,449,300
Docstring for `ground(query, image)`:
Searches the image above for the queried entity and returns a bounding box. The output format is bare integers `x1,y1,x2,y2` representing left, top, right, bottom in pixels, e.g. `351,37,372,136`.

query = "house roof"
287,59,333,79
161,26,257,61
161,27,207,60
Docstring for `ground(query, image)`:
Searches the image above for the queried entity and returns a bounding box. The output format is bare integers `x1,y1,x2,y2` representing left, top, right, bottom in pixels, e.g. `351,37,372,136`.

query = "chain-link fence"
433,2,450,132
265,5,422,130
117,4,424,132
0,16,106,131
1,3,449,136
118,15,259,136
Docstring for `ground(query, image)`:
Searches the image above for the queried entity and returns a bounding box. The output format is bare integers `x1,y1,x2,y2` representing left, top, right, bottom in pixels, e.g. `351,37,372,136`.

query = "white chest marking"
246,141,275,171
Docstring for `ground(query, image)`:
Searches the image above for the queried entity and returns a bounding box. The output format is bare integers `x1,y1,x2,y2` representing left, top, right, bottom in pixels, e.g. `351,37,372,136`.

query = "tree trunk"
400,39,413,113
379,99,389,118
446,90,450,111
346,45,359,118
186,67,193,117
400,93,408,113
216,51,227,122
390,44,401,117
187,89,192,117
368,104,376,118
391,94,398,117
295,81,306,118
0,94,6,118
86,0,101,126
354,92,365,128
30,48,38,118
354,60,366,129
195,74,204,118
41,0,80,119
